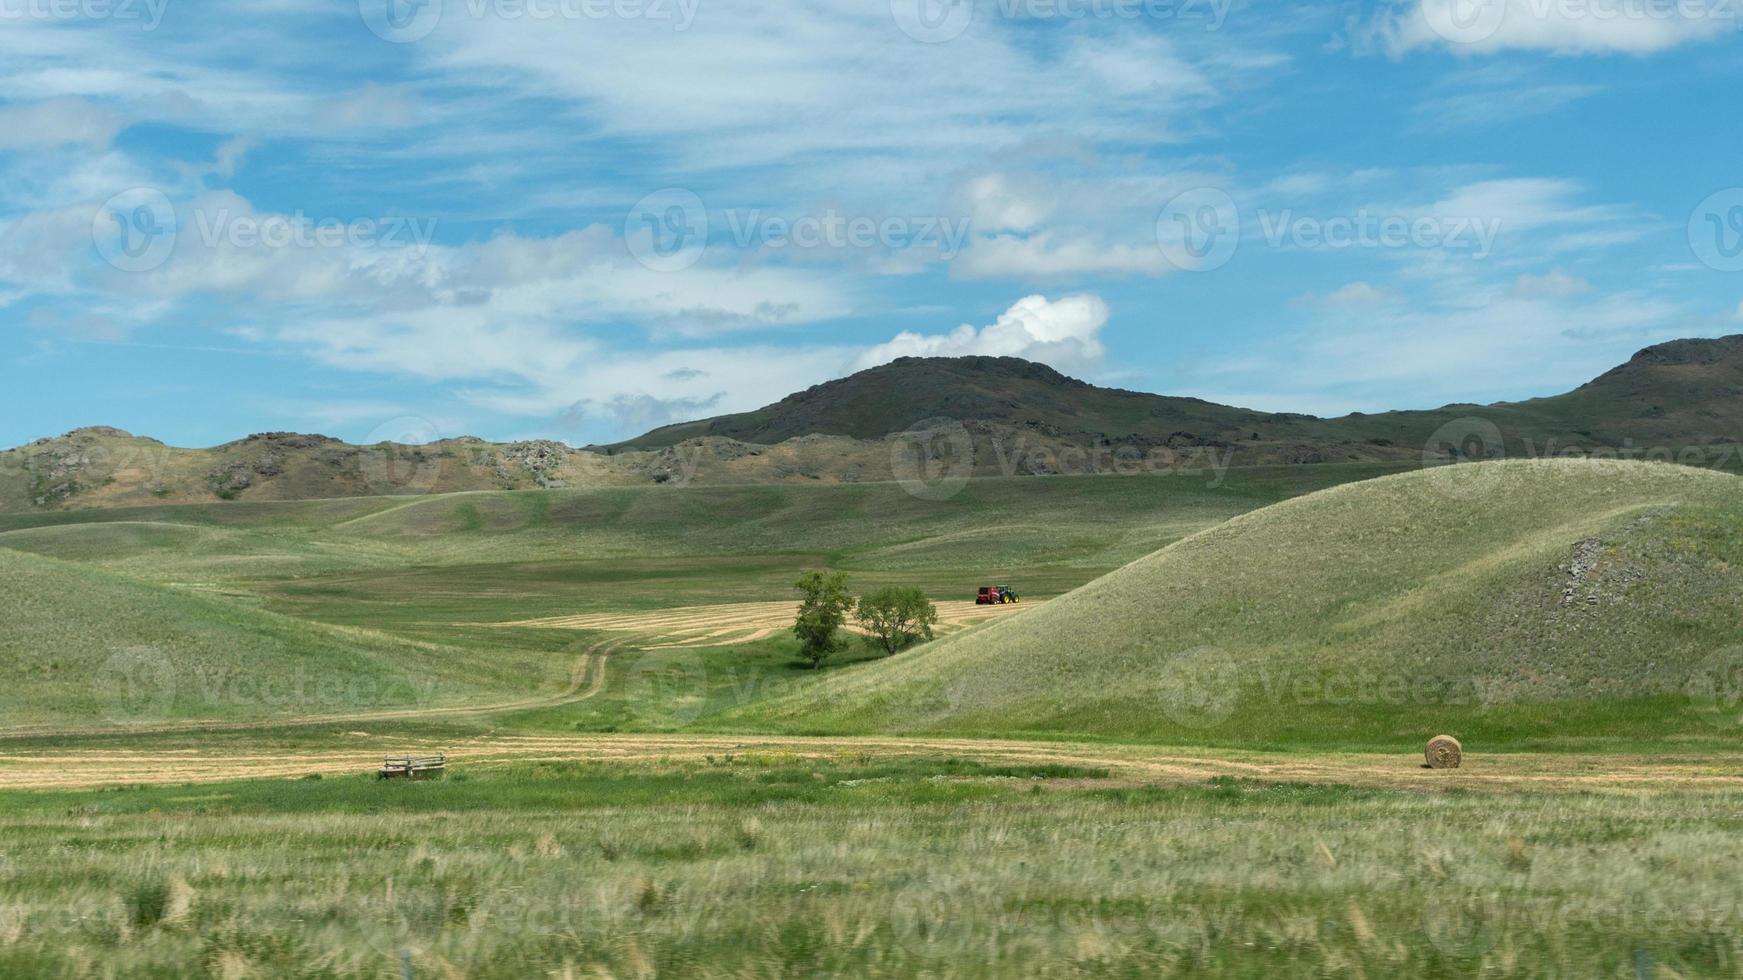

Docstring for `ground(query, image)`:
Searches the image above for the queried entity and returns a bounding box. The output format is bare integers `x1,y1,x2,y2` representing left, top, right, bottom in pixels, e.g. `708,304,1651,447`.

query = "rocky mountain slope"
4,336,1740,512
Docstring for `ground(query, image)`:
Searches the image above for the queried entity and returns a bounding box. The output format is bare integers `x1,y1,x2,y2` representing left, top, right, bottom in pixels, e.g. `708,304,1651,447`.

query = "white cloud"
1301,282,1397,307
1424,178,1619,233
1367,0,1735,56
954,233,1173,280
953,173,1056,234
853,294,1109,374
430,3,1243,206
1193,284,1694,414
1511,270,1593,299
1414,82,1599,131
458,345,854,430
0,97,124,150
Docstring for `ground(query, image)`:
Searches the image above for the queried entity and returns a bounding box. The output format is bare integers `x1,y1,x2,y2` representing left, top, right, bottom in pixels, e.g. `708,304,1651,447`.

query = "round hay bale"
1425,735,1463,770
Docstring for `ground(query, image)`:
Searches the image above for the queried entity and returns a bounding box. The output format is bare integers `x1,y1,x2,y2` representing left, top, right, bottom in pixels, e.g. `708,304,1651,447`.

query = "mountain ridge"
4,335,1742,512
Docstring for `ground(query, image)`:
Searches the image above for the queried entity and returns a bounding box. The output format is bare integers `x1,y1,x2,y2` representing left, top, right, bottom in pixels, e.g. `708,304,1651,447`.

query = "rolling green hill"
741,459,1743,748
0,547,563,728
0,464,1391,585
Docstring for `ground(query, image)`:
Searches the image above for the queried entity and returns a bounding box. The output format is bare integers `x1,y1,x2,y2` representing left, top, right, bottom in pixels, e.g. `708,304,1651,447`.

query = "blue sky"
2,0,1741,449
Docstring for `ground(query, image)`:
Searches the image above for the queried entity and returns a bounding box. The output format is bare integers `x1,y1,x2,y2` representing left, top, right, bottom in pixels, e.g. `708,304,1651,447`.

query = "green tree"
855,587,939,657
792,570,852,669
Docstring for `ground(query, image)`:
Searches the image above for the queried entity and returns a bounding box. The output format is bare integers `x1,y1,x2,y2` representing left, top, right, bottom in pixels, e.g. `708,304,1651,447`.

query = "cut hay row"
496,599,1034,648
6,733,1743,793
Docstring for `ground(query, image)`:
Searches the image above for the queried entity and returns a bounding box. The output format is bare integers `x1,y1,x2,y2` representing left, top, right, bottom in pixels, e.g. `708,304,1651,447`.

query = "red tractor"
975,585,1020,605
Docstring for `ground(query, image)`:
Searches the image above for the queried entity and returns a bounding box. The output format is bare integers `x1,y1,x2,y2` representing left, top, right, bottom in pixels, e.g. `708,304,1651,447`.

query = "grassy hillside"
0,467,1387,731
741,459,1743,748
0,465,1393,587
0,548,567,728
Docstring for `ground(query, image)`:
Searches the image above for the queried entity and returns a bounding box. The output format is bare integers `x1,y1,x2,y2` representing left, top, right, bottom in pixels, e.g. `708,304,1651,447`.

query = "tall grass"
2,758,1741,978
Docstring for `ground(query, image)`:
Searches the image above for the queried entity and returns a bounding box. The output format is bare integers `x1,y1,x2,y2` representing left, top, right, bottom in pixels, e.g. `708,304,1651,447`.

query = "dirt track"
501,598,1036,648
6,732,1743,794
9,596,1740,798
0,636,630,741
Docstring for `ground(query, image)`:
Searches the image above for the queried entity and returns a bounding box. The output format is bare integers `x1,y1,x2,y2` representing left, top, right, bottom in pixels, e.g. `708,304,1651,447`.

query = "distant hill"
617,337,1743,458
608,355,1377,460
739,459,1743,747
3,336,1741,512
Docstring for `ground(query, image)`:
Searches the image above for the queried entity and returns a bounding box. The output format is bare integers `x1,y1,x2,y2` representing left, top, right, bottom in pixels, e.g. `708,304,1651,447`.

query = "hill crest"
6,335,1743,511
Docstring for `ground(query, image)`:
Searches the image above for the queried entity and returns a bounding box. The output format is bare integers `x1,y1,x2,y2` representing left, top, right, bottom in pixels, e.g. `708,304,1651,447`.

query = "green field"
0,465,1390,729
4,754,1743,979
5,459,1743,978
